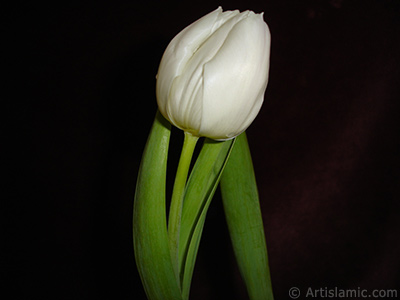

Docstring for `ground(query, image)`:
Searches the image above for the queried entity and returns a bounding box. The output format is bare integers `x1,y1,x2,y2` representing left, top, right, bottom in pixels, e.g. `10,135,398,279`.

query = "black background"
6,0,400,299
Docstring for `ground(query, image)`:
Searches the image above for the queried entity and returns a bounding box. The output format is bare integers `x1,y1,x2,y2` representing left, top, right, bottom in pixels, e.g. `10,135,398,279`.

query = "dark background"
6,0,400,299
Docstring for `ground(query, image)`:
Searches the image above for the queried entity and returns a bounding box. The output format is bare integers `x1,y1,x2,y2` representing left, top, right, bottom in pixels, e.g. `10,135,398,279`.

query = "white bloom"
156,7,271,140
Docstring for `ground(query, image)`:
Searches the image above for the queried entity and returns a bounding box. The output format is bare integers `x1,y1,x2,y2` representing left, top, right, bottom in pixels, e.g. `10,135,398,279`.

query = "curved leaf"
220,132,274,300
133,111,182,300
179,138,235,300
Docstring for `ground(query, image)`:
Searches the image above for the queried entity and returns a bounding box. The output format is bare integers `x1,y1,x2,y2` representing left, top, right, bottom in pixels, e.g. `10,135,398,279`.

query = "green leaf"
178,138,235,300
220,133,274,300
133,111,182,300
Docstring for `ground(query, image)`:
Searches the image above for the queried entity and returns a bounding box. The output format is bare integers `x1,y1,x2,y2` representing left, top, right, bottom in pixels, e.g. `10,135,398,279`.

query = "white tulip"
156,7,271,140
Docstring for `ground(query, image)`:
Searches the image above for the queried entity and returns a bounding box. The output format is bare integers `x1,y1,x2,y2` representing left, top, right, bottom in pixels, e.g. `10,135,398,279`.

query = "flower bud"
156,7,271,140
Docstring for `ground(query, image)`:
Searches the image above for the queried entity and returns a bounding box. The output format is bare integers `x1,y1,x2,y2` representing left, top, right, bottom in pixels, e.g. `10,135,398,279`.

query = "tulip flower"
134,8,273,300
156,7,271,140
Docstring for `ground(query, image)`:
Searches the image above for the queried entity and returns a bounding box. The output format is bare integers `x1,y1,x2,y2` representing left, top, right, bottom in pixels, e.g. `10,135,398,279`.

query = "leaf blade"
133,111,182,300
220,132,274,300
179,138,235,300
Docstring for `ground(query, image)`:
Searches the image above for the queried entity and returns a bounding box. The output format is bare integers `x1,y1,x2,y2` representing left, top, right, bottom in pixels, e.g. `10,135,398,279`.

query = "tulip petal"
156,7,233,124
201,13,271,140
167,9,250,134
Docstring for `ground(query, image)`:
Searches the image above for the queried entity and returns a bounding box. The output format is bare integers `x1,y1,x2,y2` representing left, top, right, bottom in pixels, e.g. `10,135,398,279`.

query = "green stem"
168,131,199,282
